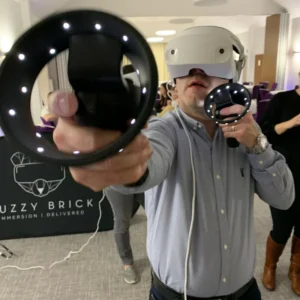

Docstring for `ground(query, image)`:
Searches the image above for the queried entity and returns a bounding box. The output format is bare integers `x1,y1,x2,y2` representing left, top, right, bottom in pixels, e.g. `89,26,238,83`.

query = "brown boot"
289,236,300,296
262,235,286,291
289,236,298,279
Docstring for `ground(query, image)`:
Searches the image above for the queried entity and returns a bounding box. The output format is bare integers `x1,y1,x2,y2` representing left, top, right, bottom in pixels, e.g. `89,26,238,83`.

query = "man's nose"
189,69,206,76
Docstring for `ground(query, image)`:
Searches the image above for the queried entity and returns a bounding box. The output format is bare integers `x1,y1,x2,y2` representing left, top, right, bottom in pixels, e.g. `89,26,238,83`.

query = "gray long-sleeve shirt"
112,108,294,297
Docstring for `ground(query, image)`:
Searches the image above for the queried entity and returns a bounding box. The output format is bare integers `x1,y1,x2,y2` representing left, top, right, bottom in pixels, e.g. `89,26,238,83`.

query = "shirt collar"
176,107,206,131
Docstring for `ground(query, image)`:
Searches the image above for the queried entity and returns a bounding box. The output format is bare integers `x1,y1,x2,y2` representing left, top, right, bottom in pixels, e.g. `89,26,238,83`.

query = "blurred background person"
105,189,144,284
260,87,300,296
157,99,174,117
169,85,178,108
154,82,171,113
103,64,148,285
157,84,178,117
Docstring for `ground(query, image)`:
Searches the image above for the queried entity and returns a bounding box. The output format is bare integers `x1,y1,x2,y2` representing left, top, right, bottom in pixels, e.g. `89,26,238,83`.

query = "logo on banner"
10,152,66,198
1,151,101,223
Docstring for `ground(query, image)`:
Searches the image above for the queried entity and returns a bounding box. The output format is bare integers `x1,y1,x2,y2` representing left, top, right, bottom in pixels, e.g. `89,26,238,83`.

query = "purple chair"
256,99,271,124
36,126,54,133
259,81,269,89
259,89,272,101
37,117,55,134
40,117,56,128
252,85,262,100
270,83,278,91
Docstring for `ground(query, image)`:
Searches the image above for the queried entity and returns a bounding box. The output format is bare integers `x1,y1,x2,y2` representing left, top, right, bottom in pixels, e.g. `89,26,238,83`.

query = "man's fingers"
121,134,149,154
48,92,78,118
220,123,246,132
70,163,148,192
219,112,253,128
219,119,240,127
223,129,244,139
67,134,151,191
220,104,245,116
54,119,121,153
81,143,152,172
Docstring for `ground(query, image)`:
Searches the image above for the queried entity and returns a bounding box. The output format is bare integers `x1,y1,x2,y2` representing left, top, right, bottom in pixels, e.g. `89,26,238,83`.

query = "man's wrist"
246,133,269,154
125,168,149,187
245,135,258,148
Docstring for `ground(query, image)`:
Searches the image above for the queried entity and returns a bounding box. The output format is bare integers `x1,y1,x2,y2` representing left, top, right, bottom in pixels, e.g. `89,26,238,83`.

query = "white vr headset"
165,26,245,83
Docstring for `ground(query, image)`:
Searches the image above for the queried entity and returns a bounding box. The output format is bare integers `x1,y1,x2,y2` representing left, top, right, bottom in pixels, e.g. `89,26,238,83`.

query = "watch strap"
246,133,268,154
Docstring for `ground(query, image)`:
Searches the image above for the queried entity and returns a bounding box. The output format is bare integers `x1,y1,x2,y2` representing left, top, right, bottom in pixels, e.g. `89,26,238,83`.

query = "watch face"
260,135,268,149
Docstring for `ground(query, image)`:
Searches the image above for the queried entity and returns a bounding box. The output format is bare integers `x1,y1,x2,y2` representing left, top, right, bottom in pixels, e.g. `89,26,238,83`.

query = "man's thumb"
48,92,78,118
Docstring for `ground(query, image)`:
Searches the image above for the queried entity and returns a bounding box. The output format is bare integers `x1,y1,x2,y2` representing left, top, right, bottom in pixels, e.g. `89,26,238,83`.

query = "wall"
237,26,265,83
28,11,52,124
149,43,169,83
37,66,51,106
123,43,169,83
285,17,300,90
29,11,46,125
0,0,44,125
0,1,23,53
237,31,249,82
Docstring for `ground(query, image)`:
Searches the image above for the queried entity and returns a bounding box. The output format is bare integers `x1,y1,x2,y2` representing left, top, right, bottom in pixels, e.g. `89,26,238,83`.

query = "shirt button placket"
214,171,230,293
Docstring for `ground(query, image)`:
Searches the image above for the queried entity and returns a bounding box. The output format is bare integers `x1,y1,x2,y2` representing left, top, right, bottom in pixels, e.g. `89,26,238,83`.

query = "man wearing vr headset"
49,26,294,299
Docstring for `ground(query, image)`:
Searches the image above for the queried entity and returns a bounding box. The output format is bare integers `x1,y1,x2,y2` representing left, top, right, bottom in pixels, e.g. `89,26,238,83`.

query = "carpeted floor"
0,196,297,300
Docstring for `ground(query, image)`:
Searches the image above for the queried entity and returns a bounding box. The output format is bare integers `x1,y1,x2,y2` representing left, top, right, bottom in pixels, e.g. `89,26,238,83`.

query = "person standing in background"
103,64,148,285
169,85,178,108
260,88,300,296
155,83,170,113
105,189,144,284
157,99,174,117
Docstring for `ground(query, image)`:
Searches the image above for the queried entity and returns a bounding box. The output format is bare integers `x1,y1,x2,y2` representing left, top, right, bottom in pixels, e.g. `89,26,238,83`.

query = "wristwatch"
246,133,269,154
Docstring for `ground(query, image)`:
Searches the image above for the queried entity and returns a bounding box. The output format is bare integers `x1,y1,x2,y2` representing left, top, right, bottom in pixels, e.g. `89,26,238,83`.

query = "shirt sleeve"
109,116,177,194
248,144,295,210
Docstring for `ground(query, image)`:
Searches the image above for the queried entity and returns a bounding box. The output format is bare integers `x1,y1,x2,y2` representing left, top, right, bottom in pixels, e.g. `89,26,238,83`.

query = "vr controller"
204,83,252,148
0,10,251,166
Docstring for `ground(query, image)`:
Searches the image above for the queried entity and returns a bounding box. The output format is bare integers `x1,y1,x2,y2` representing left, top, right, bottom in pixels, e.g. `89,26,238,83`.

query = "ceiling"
28,0,300,41
125,16,267,42
273,0,300,16
29,0,285,17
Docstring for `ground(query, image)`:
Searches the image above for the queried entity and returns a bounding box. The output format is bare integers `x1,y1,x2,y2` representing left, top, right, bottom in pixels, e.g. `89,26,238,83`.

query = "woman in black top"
259,88,300,295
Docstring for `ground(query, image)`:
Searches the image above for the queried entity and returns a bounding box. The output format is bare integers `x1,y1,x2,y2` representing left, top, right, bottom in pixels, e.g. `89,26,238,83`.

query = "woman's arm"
260,93,300,140
259,93,284,143
274,114,300,135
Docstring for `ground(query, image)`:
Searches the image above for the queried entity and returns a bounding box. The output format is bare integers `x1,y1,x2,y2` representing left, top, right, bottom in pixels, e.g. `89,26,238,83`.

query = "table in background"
0,135,140,240
250,99,257,115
